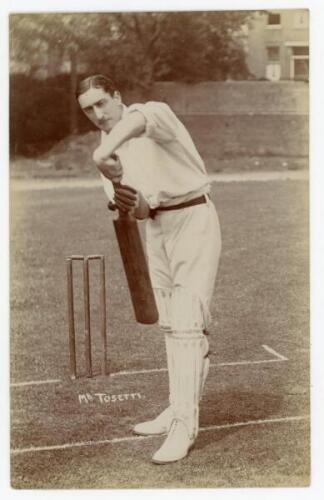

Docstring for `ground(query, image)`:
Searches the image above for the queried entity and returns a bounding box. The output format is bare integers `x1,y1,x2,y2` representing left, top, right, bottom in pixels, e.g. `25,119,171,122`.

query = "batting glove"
113,184,139,212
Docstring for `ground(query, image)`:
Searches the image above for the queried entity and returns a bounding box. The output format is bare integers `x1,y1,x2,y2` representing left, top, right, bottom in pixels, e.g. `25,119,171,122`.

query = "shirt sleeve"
127,102,178,143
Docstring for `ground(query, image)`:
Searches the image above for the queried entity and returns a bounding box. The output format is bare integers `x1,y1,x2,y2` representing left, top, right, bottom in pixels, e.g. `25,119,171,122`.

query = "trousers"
145,195,221,332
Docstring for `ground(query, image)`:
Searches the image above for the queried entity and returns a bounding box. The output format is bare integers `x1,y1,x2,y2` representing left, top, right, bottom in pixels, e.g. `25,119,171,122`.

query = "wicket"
66,255,108,379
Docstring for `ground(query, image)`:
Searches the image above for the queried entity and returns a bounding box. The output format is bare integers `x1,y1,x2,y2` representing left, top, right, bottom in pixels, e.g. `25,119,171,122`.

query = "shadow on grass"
196,390,283,451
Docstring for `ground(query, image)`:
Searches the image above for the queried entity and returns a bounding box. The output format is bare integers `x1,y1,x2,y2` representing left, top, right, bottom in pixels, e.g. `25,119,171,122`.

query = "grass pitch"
10,176,309,488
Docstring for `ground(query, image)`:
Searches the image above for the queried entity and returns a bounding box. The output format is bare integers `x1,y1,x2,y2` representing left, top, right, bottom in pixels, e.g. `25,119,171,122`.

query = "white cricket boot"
133,331,209,437
151,418,195,464
152,332,208,464
133,406,173,436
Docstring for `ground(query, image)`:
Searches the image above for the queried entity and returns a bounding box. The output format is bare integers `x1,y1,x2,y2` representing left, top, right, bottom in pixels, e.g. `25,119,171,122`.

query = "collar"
121,103,128,117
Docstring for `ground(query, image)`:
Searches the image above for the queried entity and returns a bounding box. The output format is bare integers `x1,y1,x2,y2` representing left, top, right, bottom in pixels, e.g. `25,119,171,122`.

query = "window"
294,59,309,80
290,45,309,81
292,46,309,56
267,46,280,62
268,13,281,25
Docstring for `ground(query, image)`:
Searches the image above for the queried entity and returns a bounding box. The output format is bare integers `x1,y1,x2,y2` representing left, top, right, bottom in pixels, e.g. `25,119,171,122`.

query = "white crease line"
110,367,168,377
114,357,287,375
11,348,288,388
11,415,309,455
201,415,308,432
215,359,285,367
262,344,288,361
10,378,62,388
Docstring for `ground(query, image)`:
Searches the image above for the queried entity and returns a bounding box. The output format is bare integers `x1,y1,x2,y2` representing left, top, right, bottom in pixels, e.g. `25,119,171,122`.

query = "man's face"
78,87,123,132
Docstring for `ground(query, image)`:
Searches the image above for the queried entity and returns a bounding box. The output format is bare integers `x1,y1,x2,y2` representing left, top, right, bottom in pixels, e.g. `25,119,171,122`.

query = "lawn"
10,176,309,488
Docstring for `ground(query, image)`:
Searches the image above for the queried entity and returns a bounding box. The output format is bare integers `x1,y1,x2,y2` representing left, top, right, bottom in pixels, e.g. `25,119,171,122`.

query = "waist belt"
149,194,208,219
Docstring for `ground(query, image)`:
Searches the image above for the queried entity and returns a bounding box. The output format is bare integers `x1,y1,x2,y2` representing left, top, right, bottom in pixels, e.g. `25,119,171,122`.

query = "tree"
10,11,254,142
10,11,253,86
84,11,253,90
10,13,118,134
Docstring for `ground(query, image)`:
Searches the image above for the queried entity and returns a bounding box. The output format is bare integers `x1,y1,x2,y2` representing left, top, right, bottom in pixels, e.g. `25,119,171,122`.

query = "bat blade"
113,217,159,325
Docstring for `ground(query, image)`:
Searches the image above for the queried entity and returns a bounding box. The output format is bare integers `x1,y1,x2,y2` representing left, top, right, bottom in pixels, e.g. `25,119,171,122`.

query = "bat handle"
112,180,122,189
109,154,135,220
111,180,135,220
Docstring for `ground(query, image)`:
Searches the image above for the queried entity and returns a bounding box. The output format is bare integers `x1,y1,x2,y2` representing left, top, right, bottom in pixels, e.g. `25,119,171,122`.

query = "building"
245,9,309,81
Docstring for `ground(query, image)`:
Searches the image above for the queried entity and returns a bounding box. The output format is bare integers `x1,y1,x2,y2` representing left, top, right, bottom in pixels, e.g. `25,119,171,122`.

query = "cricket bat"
111,183,159,325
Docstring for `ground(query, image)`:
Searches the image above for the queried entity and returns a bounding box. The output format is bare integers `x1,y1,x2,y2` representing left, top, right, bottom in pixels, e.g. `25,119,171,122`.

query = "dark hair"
76,74,117,98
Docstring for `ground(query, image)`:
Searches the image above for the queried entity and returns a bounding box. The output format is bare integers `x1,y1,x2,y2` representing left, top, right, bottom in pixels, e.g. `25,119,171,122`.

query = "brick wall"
126,81,308,158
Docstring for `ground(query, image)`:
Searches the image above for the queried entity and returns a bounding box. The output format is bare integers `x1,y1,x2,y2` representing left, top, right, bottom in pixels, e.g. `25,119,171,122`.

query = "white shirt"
100,101,210,208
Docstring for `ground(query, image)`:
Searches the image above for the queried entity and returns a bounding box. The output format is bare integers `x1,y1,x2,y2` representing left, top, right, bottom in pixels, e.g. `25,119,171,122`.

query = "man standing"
77,74,221,464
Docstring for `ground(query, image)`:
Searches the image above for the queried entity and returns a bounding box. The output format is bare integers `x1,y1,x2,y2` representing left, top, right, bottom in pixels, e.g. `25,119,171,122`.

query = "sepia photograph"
7,1,314,492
